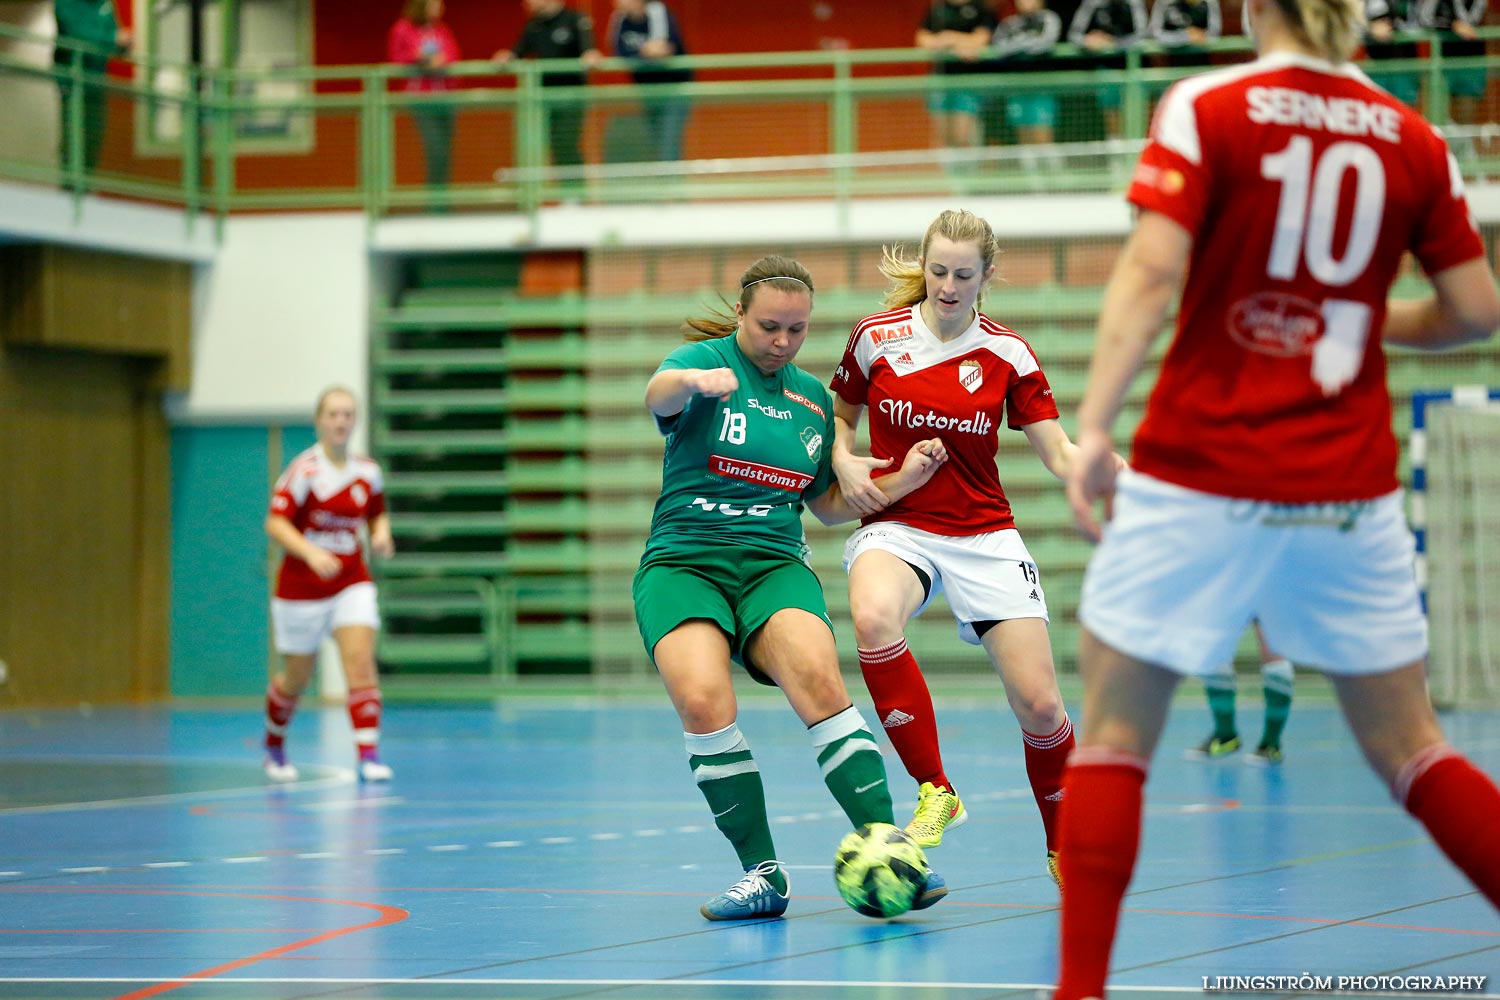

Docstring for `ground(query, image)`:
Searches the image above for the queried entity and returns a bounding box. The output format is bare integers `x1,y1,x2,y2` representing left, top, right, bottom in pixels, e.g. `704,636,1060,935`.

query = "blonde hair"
1274,0,1365,62
682,255,815,342
879,209,1002,310
315,385,357,417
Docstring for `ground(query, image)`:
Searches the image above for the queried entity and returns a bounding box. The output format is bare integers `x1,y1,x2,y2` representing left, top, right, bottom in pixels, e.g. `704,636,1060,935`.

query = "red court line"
1,928,324,933
0,888,407,1000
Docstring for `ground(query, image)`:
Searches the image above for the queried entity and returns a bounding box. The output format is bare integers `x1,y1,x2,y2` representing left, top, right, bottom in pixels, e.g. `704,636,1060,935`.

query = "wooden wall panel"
0,246,192,392
0,346,169,706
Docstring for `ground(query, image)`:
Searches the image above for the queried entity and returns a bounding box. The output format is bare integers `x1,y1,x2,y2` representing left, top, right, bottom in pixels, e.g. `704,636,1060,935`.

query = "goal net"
1419,390,1500,708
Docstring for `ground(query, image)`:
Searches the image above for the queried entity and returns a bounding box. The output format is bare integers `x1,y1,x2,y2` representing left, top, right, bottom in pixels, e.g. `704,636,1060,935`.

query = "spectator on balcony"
53,0,131,182
917,0,997,159
1150,0,1222,47
1363,0,1421,106
991,0,1064,150
495,0,601,179
1414,0,1488,130
608,0,693,163
389,0,462,200
1148,0,1221,107
1068,0,1149,137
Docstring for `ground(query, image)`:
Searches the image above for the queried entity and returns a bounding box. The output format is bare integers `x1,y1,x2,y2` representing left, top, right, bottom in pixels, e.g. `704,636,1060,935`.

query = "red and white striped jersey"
269,445,387,601
831,304,1059,536
1127,50,1484,502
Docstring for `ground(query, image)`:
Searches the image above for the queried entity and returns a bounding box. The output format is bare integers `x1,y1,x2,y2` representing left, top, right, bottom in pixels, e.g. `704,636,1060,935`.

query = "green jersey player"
633,254,949,920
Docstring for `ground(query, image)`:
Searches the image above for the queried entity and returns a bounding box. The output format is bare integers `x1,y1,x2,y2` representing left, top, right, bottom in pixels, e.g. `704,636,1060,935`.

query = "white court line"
20,783,1052,876
2,979,1485,998
0,978,1137,990
0,763,354,816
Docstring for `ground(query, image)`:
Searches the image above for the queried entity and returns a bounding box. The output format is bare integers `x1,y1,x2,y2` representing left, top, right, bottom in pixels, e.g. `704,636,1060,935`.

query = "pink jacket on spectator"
388,18,461,92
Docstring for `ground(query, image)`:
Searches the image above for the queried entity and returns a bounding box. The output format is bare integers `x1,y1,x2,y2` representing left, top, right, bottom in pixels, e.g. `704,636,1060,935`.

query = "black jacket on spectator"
512,6,595,86
1365,0,1419,62
610,1,691,84
993,10,1063,58
1149,0,1222,47
921,1,998,73
1068,0,1148,47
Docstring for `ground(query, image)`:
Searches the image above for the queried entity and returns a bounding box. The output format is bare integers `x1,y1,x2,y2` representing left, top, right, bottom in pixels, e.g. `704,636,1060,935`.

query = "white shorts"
842,521,1048,645
271,581,381,656
1080,469,1427,677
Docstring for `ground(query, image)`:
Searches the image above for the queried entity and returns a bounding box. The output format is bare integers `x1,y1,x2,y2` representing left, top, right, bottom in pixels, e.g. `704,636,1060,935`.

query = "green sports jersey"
643,335,838,562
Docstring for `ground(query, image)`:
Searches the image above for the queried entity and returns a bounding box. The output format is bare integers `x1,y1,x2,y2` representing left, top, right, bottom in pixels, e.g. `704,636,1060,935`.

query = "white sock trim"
807,705,867,749
685,721,748,758
1392,742,1460,806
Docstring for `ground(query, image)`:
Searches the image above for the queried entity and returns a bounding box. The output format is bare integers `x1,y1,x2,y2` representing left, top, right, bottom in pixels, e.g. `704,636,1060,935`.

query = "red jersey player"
832,208,1098,888
1056,0,1500,992
263,387,396,784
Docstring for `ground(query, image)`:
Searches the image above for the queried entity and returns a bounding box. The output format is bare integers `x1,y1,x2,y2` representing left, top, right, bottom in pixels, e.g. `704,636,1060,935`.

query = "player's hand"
370,529,396,560
1453,19,1476,39
1065,428,1119,543
833,447,892,516
304,547,343,580
1368,19,1394,40
688,367,739,400
901,437,949,489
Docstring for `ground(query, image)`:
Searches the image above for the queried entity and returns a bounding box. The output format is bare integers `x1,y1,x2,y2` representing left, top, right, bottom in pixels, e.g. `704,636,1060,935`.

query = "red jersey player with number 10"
1055,0,1500,992
831,209,1099,888
263,387,396,784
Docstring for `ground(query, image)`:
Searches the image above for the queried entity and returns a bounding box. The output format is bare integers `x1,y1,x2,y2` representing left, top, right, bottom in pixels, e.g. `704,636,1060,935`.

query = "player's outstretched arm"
1382,258,1500,350
807,438,948,526
645,367,739,417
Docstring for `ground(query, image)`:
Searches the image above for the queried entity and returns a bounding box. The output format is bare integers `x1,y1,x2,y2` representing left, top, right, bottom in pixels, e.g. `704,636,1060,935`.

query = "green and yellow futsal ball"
834,822,929,918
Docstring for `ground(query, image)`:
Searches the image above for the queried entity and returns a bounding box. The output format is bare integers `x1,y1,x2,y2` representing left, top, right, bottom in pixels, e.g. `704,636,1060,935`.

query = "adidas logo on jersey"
1028,588,1041,602
1045,789,1065,802
891,352,916,369
882,709,916,728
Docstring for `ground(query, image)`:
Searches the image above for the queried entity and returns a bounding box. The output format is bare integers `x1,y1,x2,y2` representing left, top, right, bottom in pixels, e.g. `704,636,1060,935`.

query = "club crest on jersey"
801,427,823,461
350,483,368,506
958,359,982,394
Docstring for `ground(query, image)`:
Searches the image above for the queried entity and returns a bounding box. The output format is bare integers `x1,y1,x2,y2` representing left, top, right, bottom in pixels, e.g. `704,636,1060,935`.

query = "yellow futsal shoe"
1047,849,1063,890
905,781,968,848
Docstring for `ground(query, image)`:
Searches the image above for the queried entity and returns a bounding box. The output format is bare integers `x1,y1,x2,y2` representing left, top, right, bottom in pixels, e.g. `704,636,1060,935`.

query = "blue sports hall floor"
0,682,1496,999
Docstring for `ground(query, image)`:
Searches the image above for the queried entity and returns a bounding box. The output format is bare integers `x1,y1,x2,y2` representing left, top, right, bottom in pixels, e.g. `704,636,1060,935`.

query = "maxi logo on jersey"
709,454,815,491
878,398,994,435
870,324,916,348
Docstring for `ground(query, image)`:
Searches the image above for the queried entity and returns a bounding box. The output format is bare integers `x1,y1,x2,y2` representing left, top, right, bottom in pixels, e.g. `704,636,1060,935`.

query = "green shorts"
1005,94,1058,128
927,88,984,117
633,545,833,685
